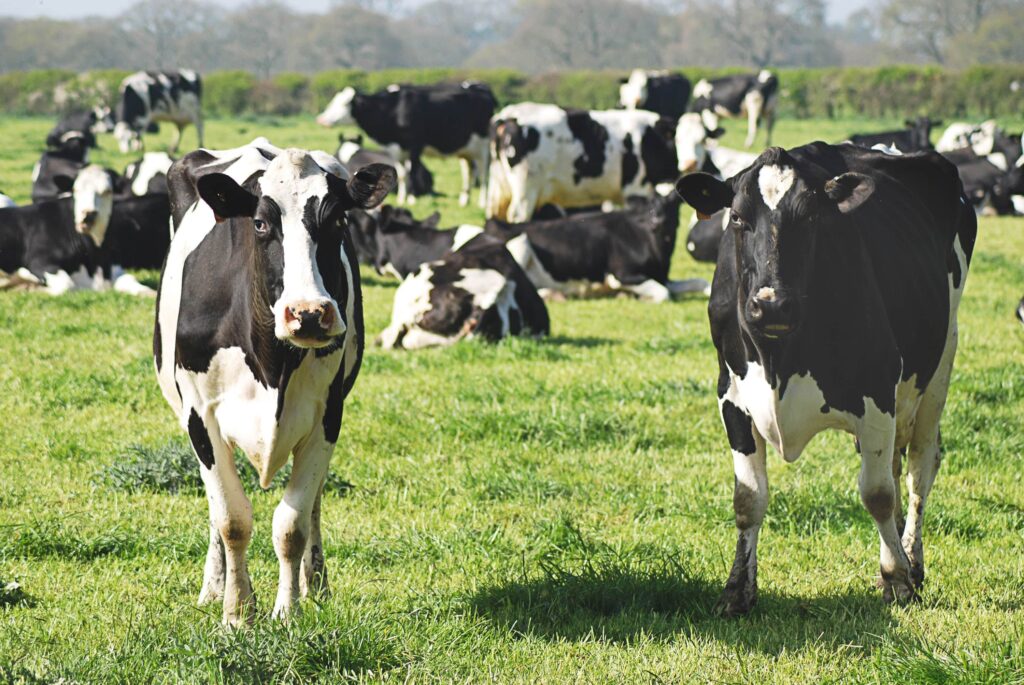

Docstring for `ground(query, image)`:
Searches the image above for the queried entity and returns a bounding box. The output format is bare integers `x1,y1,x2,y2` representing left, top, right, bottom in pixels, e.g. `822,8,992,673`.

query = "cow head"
619,70,648,110
676,147,875,341
197,150,395,348
316,87,357,127
65,165,118,245
114,121,143,154
92,106,115,134
904,117,941,150
676,113,724,174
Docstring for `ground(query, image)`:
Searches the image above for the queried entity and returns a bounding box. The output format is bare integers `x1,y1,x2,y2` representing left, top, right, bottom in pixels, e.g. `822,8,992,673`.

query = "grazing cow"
30,133,99,202
675,142,975,615
484,192,707,302
114,70,203,154
0,166,152,295
123,152,174,196
317,81,495,206
685,208,729,263
487,103,679,222
336,134,435,201
349,204,482,279
847,117,941,152
155,141,395,625
377,234,550,350
689,71,779,148
619,69,692,120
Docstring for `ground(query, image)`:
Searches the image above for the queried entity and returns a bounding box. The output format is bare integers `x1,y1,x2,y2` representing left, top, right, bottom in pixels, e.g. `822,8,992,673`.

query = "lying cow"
318,81,495,206
123,152,174,196
155,142,395,625
487,103,679,222
378,234,550,350
484,192,708,302
30,135,95,201
114,70,203,154
689,71,778,148
336,134,434,201
0,165,152,295
846,117,941,152
619,69,691,119
103,193,172,270
676,142,975,615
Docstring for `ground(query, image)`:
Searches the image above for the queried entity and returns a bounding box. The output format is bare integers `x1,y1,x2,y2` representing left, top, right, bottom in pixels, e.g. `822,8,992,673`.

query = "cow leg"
195,116,204,149
191,416,255,626
509,186,540,224
477,146,490,209
299,482,329,600
719,401,768,617
892,448,905,537
857,405,916,604
272,433,333,619
458,157,472,207
169,124,183,155
198,514,225,605
744,94,763,148
613,277,671,303
763,106,776,147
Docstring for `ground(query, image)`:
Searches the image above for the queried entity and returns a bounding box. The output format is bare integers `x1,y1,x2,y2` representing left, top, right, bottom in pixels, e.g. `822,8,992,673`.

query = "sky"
0,0,876,23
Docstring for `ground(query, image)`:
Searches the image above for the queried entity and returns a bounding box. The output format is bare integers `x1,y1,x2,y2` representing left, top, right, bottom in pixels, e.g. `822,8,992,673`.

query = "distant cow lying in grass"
377,234,549,350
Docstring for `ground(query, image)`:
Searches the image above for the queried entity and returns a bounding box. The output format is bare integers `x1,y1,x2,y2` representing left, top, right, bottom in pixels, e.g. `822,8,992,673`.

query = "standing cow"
317,82,495,207
155,141,395,625
619,69,692,120
675,142,975,615
487,103,679,222
114,70,203,154
689,71,779,148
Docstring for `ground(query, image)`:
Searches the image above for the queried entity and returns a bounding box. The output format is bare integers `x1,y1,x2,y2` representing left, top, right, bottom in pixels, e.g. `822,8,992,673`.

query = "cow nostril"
747,300,763,320
319,307,335,330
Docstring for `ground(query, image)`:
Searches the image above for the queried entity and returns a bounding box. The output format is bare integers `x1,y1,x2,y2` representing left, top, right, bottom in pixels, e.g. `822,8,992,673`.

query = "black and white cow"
619,69,692,120
377,233,550,350
487,103,679,222
114,70,203,154
155,141,395,625
0,165,153,295
349,204,482,279
30,136,95,202
123,152,174,196
317,81,495,206
675,112,757,177
675,142,975,615
689,71,779,148
336,134,434,200
847,117,940,152
484,192,708,302
45,107,114,152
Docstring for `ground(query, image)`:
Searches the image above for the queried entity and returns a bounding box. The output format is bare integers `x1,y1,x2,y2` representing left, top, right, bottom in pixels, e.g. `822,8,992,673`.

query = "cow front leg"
194,116,204,149
190,413,255,626
719,400,768,616
198,518,225,605
857,405,915,604
169,124,183,155
300,484,329,600
458,157,473,207
272,433,333,619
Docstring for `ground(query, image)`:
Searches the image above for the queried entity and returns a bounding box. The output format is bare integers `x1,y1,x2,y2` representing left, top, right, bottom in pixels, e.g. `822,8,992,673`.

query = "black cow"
317,82,496,206
155,142,395,625
689,71,779,148
676,142,975,615
377,233,550,349
685,207,729,263
114,70,203,154
619,69,692,119
847,117,941,152
30,132,101,202
484,192,708,302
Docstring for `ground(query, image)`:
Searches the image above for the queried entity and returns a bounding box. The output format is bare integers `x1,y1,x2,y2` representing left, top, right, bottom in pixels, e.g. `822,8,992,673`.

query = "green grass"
1,115,1023,683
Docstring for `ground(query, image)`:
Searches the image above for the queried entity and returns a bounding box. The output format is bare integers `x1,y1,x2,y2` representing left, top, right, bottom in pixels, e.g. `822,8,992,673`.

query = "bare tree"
120,0,217,68
880,0,1011,64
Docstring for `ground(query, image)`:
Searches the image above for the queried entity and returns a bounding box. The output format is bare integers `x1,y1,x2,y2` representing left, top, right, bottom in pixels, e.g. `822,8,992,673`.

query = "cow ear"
675,173,733,217
423,211,441,227
707,127,726,139
338,162,397,210
53,174,75,194
824,172,875,214
197,173,258,220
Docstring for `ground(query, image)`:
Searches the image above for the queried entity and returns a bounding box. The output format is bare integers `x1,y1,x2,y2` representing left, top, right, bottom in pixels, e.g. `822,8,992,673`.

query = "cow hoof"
271,601,300,621
909,563,925,589
197,585,223,606
880,573,918,605
717,586,757,617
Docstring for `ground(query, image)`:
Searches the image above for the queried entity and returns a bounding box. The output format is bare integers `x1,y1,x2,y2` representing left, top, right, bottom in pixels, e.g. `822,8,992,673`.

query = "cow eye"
253,219,268,235
731,214,752,232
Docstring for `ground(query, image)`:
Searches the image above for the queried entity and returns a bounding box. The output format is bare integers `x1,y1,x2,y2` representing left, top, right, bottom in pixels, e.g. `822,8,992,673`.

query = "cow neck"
352,96,395,146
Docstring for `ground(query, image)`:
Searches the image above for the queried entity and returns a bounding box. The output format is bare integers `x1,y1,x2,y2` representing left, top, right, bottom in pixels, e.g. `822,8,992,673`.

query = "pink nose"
284,301,338,338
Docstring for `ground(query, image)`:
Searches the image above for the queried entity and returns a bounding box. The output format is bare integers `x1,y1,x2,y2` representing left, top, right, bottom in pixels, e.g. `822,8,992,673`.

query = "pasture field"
1,115,1023,683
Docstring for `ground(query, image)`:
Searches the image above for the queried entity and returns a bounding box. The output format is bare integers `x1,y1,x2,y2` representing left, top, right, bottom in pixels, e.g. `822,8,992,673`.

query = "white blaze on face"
316,87,356,127
337,140,362,164
693,79,712,100
619,69,648,110
130,152,174,196
259,149,340,341
757,164,795,211
758,70,772,83
72,165,114,244
675,113,710,173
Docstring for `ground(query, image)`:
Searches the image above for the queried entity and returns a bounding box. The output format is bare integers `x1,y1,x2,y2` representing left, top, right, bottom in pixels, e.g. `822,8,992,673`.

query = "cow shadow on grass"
468,566,896,655
541,335,618,348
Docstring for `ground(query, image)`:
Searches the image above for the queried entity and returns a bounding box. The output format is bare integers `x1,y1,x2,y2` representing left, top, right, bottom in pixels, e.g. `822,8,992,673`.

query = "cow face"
676,148,875,340
197,151,395,349
619,70,648,110
70,165,116,245
676,113,723,174
114,122,143,154
316,87,357,127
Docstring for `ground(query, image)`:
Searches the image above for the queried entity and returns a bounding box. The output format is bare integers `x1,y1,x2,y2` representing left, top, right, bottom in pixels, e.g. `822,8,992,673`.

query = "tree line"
1,0,1022,76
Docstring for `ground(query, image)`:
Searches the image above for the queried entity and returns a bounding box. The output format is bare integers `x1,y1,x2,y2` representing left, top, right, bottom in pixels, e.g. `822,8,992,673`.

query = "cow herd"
0,66,1019,626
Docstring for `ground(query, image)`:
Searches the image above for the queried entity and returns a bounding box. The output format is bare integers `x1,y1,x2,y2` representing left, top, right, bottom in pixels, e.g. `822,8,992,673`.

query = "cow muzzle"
281,299,345,347
745,287,798,339
77,210,99,233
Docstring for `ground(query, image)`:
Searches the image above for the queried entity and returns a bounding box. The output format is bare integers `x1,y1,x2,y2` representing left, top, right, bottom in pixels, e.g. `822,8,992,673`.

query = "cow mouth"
285,332,342,350
759,323,796,340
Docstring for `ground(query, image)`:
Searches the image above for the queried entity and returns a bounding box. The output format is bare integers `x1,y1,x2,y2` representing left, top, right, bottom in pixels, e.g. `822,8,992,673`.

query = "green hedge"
2,66,1023,119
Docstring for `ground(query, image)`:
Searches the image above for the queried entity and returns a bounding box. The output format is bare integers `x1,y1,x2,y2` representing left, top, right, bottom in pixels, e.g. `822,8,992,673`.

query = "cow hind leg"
300,484,329,600
272,433,333,619
198,519,225,605
719,400,768,617
458,157,472,207
857,404,916,604
169,124,183,155
190,415,255,626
